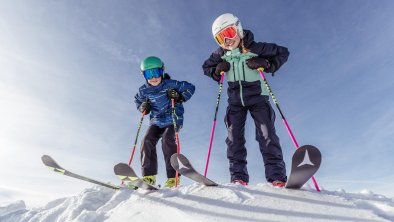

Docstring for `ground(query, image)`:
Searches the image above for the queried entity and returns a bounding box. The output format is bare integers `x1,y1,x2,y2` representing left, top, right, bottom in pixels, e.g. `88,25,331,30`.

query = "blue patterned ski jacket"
134,75,195,128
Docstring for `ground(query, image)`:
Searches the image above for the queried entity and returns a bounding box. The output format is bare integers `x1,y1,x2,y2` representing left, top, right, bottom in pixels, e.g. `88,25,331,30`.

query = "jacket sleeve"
253,42,289,73
134,87,146,110
172,80,195,102
202,48,225,80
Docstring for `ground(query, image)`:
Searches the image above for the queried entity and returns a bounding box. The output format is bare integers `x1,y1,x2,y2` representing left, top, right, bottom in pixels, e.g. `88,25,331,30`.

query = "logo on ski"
297,149,314,167
177,157,189,170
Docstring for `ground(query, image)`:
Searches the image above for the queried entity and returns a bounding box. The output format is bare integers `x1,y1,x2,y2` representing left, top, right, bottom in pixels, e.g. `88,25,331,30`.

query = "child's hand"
213,61,230,81
167,89,183,103
139,102,151,114
246,57,271,70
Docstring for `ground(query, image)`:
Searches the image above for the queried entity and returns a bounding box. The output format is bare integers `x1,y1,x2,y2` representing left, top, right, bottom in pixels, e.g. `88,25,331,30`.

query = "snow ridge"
1,183,394,222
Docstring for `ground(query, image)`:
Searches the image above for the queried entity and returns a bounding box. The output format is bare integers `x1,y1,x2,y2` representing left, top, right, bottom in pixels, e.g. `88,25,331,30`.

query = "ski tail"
171,153,218,186
114,163,158,190
285,145,321,189
41,155,120,190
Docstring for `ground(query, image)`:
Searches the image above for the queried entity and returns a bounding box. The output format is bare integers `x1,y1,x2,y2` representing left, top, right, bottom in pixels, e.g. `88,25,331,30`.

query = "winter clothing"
140,125,178,178
202,29,289,183
135,73,195,181
139,101,151,114
203,29,289,76
245,57,271,70
164,177,179,188
142,175,156,186
225,97,286,183
135,75,195,128
167,89,183,103
212,13,244,45
140,56,164,71
215,60,231,75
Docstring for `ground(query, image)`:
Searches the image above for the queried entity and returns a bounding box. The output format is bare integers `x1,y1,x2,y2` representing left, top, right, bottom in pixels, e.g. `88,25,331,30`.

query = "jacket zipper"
242,62,246,80
232,62,236,81
238,61,245,106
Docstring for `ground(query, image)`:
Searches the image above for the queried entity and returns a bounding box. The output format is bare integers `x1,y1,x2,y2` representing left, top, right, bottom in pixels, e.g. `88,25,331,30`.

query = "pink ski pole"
257,68,320,192
204,72,225,177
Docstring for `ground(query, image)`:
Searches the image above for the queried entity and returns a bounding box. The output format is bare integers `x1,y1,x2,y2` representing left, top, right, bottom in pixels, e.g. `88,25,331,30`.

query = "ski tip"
41,155,64,170
41,155,51,162
114,163,129,172
114,163,137,177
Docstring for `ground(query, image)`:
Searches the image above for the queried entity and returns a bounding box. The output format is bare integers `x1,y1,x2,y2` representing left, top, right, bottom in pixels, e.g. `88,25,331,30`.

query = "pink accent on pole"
204,73,225,177
257,68,320,192
282,118,299,148
204,120,217,177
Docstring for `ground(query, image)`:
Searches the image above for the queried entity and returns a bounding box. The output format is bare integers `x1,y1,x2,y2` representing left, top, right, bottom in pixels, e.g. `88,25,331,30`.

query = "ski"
41,155,120,190
285,145,322,189
170,154,218,186
114,163,158,190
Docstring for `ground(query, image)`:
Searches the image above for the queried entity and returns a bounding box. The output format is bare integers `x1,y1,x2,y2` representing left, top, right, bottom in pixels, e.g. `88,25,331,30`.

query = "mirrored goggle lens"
143,68,163,79
214,26,238,45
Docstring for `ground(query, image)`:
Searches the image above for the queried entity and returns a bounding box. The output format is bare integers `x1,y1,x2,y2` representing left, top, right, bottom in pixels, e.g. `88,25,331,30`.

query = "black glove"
213,61,230,81
167,89,183,103
245,57,271,70
139,101,151,114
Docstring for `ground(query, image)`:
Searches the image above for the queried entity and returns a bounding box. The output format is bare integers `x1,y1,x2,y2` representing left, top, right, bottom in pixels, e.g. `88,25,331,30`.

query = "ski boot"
164,177,180,188
142,175,156,186
232,179,248,186
271,180,286,187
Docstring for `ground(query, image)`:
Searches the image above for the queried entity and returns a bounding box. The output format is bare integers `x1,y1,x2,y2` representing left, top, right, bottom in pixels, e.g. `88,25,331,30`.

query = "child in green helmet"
134,56,195,188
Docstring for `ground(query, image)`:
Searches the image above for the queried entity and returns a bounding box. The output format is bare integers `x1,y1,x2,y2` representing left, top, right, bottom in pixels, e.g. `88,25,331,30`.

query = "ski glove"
139,101,151,114
246,57,271,71
167,89,183,103
213,60,230,81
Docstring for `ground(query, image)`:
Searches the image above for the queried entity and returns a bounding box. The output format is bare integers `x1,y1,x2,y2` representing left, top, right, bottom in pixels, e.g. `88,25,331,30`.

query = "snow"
1,183,394,222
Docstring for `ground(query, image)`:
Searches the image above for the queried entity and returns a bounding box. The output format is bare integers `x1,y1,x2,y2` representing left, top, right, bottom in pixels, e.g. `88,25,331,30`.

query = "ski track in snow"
1,183,394,222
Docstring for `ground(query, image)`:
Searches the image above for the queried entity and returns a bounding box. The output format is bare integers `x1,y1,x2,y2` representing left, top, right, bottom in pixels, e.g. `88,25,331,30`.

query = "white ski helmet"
211,13,244,44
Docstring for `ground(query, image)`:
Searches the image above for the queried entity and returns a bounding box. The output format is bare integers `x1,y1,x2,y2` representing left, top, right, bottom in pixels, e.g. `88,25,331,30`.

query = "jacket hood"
242,30,255,49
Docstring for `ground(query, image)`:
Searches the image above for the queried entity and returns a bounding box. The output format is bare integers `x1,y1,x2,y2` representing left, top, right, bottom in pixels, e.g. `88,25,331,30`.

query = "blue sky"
1,0,394,207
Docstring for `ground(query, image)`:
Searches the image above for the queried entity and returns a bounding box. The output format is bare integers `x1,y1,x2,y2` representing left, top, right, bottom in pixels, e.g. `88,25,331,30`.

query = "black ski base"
41,155,120,190
285,145,322,189
114,163,158,190
170,153,218,186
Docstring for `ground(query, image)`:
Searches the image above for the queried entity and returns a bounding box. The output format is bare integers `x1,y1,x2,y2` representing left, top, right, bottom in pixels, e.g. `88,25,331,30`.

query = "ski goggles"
214,26,238,45
142,68,163,80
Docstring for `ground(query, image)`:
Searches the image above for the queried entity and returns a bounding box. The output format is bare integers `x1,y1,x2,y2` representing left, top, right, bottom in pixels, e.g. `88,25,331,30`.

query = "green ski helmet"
140,56,164,71
140,56,164,80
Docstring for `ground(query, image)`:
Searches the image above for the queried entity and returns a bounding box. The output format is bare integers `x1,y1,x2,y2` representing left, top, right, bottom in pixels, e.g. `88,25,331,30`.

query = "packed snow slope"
1,183,394,222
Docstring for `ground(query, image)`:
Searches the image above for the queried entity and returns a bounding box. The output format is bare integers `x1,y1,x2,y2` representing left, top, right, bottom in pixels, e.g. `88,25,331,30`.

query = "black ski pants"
140,125,177,178
225,100,287,183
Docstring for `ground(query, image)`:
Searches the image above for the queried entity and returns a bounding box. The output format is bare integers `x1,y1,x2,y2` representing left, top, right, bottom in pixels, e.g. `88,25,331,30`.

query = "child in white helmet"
202,13,289,187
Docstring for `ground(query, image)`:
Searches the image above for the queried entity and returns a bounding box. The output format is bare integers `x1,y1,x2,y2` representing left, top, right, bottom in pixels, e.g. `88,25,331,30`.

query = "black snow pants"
140,125,177,178
225,99,287,183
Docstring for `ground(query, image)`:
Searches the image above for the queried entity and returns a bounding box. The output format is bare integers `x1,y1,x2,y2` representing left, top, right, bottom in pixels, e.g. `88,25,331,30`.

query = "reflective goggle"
214,26,238,45
143,68,163,80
